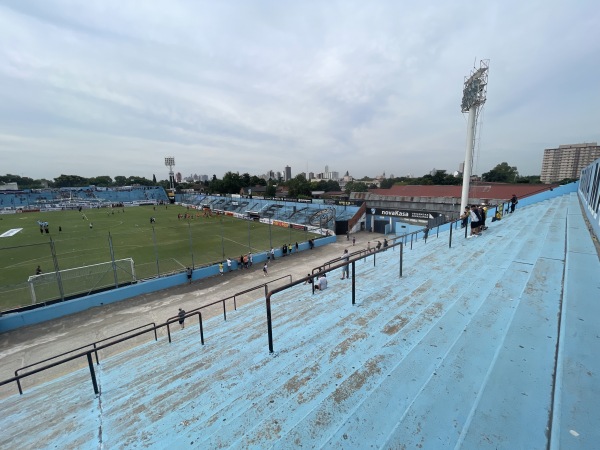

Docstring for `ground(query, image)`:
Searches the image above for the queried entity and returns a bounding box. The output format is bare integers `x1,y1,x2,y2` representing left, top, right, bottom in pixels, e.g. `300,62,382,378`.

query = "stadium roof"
361,182,559,201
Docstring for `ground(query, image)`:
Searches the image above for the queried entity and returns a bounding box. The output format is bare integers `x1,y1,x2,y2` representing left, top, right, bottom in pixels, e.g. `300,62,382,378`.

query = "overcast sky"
1,0,598,182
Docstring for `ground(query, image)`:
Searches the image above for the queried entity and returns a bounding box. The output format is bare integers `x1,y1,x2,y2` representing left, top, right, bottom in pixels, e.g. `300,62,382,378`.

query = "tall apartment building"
284,165,292,181
540,142,600,183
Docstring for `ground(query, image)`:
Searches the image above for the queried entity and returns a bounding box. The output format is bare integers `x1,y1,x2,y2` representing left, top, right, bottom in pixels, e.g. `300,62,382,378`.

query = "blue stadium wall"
579,157,600,242
0,236,337,333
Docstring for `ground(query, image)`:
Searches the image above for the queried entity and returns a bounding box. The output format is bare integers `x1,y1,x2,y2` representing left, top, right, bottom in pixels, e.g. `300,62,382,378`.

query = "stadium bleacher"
1,189,598,448
0,186,168,210
178,195,360,231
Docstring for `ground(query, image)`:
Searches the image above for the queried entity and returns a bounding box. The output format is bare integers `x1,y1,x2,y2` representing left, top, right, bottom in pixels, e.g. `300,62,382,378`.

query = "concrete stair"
2,193,598,450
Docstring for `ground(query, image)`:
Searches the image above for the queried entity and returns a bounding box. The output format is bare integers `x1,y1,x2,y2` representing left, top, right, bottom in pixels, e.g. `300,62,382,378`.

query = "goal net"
27,258,136,304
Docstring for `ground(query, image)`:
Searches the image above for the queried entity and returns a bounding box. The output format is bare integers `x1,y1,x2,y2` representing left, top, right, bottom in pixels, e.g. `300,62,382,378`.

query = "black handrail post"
222,299,227,321
87,353,99,396
464,220,468,238
266,295,274,353
437,225,439,238
153,323,158,341
198,313,204,345
351,261,356,305
93,343,99,364
234,294,237,311
16,376,23,395
373,251,376,267
449,222,453,248
410,233,413,250
399,242,403,278
167,323,172,343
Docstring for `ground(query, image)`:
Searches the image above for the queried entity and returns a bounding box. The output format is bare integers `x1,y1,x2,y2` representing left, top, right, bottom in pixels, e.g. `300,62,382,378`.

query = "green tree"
287,174,311,198
0,174,45,189
114,176,127,186
222,171,243,194
325,180,341,192
344,181,368,194
379,178,395,189
241,173,251,188
482,162,519,183
53,174,90,187
265,182,276,197
250,176,266,187
126,176,154,186
88,175,113,187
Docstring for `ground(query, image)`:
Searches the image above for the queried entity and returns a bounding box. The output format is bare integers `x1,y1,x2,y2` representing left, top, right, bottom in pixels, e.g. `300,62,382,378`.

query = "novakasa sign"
369,208,440,220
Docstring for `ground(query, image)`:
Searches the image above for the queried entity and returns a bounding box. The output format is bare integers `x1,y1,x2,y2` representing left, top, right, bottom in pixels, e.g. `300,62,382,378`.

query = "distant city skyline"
1,1,598,181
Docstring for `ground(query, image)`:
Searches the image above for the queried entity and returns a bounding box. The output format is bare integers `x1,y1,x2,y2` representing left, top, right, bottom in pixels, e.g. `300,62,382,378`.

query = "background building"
284,165,292,181
541,142,600,183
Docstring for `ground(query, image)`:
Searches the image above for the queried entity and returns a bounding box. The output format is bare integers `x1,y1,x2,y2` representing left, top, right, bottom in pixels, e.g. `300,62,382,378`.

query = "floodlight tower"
460,60,489,213
164,157,175,190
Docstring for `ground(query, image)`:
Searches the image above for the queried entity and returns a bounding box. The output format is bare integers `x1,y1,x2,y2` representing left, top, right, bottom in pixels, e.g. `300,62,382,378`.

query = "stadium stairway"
1,193,599,449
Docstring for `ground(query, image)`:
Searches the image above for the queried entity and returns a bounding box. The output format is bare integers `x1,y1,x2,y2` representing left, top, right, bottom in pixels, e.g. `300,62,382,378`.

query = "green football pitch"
0,205,319,311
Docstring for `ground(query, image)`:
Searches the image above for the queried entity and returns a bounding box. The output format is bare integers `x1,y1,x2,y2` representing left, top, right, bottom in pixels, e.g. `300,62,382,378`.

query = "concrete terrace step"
202,201,568,447
0,193,583,450
0,369,99,449
550,194,600,449
96,232,502,446
458,257,564,449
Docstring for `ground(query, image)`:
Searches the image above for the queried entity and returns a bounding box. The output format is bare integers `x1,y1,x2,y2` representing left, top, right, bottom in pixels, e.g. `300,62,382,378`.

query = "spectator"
469,204,481,237
510,194,518,213
178,308,186,330
340,249,350,280
460,206,470,229
315,273,328,290
186,267,192,284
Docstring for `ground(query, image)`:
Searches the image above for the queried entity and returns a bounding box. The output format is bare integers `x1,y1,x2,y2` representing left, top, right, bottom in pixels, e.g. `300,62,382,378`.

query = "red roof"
364,183,558,202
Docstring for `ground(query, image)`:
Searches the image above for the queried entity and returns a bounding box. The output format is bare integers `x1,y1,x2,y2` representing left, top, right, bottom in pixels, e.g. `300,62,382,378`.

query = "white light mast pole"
165,157,175,191
460,60,489,214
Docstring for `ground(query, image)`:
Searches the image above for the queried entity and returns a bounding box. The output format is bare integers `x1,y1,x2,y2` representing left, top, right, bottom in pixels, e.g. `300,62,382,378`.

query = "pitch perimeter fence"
0,218,320,312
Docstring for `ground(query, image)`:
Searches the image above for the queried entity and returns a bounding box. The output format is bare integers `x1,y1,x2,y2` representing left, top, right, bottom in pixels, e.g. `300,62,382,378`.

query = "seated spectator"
315,274,328,290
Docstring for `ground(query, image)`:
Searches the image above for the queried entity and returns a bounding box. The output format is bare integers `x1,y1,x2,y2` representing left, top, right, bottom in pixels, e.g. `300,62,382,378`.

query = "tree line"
1,163,562,198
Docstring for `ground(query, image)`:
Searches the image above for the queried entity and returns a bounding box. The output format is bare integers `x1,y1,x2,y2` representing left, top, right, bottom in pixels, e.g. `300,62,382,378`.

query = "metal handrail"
268,242,406,353
14,322,158,379
1,313,203,396
316,248,370,273
168,274,293,322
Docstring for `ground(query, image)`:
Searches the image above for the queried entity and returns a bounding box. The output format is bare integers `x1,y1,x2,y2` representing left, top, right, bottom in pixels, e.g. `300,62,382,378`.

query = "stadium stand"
0,186,168,210
1,185,598,448
178,195,363,232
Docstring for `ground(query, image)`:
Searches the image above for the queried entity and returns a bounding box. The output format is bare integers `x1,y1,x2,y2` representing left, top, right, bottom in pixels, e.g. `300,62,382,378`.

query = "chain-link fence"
0,216,318,312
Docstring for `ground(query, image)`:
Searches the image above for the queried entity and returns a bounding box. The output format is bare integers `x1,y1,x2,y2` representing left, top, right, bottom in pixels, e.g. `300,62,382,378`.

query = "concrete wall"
0,235,337,333
579,158,600,242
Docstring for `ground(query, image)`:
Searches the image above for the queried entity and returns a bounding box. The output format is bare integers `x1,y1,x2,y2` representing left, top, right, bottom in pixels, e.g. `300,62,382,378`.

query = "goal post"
28,258,136,304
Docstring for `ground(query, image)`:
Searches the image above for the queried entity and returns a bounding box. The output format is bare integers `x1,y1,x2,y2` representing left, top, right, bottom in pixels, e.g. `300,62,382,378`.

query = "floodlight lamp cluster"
164,157,175,167
461,59,489,113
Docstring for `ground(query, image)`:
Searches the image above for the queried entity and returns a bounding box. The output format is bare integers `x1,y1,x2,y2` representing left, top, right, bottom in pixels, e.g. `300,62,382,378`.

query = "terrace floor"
0,192,599,449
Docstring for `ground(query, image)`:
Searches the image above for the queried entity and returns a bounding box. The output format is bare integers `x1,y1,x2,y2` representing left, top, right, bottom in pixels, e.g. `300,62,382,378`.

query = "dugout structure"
27,258,136,304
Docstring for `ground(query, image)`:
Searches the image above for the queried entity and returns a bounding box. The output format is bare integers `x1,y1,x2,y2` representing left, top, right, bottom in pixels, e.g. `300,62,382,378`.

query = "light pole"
220,215,225,259
164,157,175,191
187,221,195,269
459,60,489,213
